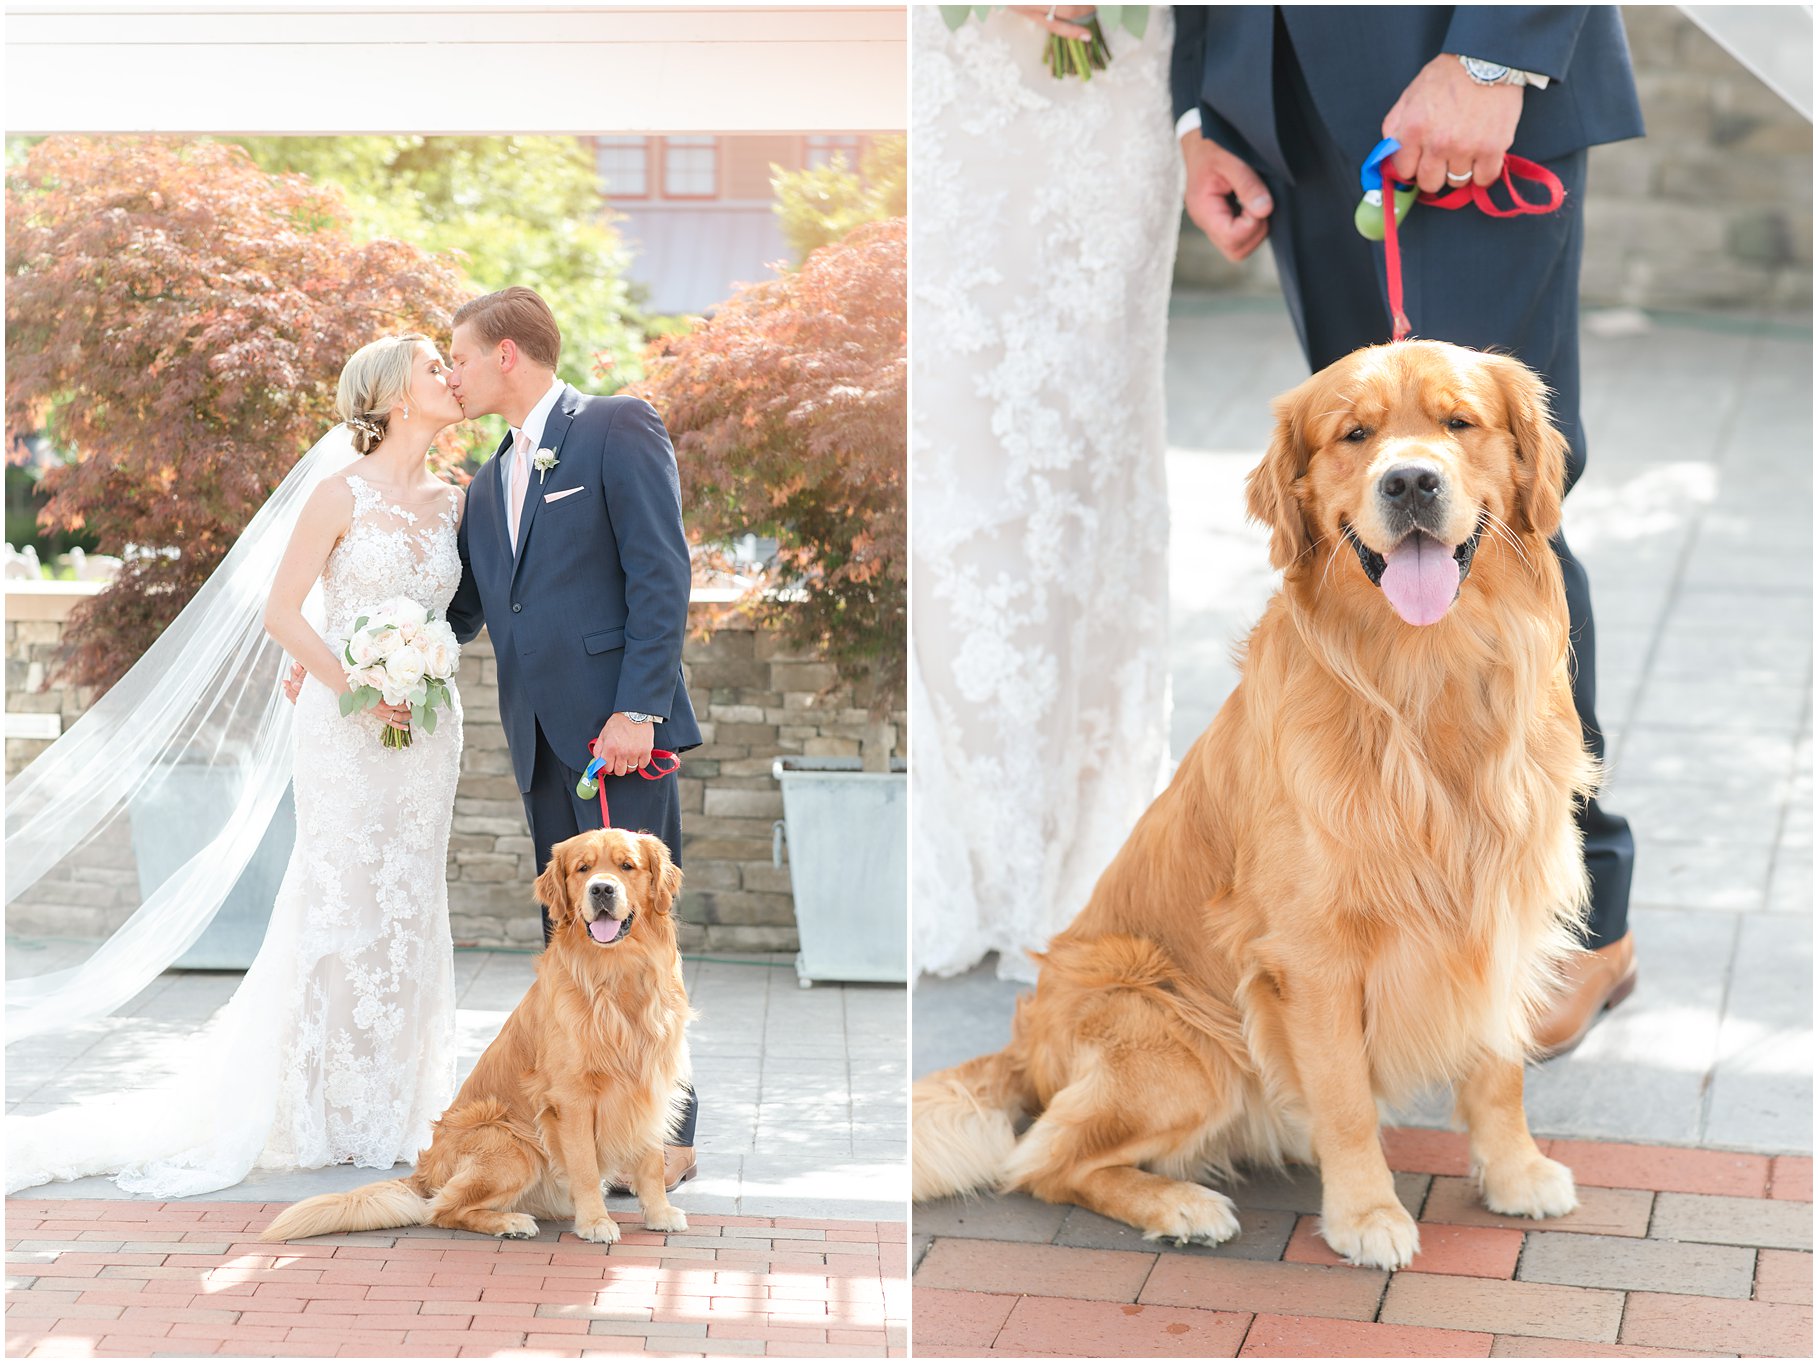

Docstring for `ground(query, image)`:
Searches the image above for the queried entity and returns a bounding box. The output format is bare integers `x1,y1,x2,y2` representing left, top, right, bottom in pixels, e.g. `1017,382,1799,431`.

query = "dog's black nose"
590,880,615,899
1379,464,1443,508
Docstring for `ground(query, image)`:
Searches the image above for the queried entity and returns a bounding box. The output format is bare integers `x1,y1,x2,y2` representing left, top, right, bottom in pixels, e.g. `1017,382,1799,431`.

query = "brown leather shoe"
662,1145,698,1192
606,1146,697,1196
1533,932,1638,1061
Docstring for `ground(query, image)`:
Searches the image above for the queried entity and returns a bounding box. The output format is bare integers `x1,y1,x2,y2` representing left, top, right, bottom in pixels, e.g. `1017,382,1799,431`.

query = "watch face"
1463,57,1512,83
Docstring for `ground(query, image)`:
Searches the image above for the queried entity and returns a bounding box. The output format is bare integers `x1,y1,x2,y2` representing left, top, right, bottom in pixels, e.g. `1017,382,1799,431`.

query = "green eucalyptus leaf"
939,5,973,29
421,707,437,735
409,685,428,708
338,690,359,717
1122,5,1149,38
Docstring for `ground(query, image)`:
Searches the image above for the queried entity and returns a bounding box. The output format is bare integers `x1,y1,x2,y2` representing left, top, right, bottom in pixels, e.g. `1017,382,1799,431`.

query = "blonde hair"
452,287,562,371
336,334,428,454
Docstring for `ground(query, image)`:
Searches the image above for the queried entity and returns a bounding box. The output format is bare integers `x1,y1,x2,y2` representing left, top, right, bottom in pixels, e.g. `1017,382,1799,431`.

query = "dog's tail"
260,1178,430,1243
912,1049,1032,1201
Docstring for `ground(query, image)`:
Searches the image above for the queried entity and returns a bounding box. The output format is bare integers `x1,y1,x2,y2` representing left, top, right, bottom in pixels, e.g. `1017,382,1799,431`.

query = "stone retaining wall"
4,584,906,953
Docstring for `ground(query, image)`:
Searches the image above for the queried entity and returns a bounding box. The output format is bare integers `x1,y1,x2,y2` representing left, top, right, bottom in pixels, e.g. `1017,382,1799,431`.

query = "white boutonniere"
532,448,559,484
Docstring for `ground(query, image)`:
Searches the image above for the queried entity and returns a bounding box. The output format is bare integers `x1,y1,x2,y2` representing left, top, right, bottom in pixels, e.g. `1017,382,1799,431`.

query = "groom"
446,286,703,1187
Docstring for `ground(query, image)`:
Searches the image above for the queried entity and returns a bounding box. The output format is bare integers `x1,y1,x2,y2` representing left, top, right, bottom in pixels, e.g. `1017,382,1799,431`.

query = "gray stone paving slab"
1516,1230,1757,1298
914,1192,1070,1243
1054,1204,1299,1261
916,305,1812,1173
1630,837,1775,912
6,946,905,1220
1703,914,1814,1153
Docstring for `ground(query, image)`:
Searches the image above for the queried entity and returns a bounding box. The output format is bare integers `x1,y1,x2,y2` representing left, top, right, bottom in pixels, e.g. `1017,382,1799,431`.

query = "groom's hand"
596,713,655,778
1182,133,1274,263
1383,54,1523,193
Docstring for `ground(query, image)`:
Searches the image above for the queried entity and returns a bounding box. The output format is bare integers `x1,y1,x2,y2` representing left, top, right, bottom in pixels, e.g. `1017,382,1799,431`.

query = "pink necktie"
508,430,531,551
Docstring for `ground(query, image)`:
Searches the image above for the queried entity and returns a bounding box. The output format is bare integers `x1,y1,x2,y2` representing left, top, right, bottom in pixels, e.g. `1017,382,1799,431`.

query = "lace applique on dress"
910,6,1183,982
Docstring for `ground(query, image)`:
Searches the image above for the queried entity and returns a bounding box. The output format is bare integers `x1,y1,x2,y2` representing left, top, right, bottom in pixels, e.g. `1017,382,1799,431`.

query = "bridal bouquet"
940,5,1149,80
338,598,459,749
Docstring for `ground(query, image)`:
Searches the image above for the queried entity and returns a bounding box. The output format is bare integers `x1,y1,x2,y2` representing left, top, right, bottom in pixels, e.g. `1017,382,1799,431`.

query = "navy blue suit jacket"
446,386,702,793
1171,6,1645,181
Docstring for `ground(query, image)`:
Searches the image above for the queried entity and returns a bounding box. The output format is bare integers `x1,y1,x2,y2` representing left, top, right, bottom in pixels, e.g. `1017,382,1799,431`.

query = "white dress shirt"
507,375,568,482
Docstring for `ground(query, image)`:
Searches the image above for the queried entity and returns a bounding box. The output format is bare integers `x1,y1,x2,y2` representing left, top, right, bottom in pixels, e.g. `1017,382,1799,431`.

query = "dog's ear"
1485,354,1568,540
640,833,683,915
1248,379,1316,571
534,845,570,929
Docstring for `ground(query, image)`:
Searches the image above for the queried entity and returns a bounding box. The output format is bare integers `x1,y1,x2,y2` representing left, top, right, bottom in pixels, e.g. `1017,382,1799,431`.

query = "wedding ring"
1446,170,1473,183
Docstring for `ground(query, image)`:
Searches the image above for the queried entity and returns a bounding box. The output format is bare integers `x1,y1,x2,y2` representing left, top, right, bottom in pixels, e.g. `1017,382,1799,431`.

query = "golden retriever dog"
262,828,692,1243
913,340,1597,1270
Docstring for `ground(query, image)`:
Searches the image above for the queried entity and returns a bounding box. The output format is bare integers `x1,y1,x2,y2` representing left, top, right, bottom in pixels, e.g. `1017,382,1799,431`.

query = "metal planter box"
130,768,297,970
771,756,907,986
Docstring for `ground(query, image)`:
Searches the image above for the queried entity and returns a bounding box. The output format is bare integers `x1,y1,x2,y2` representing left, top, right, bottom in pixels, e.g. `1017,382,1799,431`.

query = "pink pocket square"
544,487,584,504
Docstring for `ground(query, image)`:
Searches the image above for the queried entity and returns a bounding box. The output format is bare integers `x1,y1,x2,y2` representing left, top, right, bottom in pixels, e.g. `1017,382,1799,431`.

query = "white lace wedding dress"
8,474,464,1197
912,6,1184,982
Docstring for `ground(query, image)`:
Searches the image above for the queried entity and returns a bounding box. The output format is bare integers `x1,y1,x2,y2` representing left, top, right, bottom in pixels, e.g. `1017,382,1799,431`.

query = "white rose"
380,677,412,708
356,665,390,693
347,630,381,667
420,638,454,678
368,626,404,659
385,645,427,690
387,598,430,631
399,620,421,644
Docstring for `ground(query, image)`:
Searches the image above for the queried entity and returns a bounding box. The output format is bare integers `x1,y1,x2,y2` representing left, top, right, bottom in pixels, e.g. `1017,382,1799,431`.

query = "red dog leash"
1362,137,1566,342
578,740,680,829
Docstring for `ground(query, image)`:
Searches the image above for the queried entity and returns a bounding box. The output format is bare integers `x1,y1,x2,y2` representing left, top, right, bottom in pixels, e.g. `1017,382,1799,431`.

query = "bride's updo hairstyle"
335,334,429,454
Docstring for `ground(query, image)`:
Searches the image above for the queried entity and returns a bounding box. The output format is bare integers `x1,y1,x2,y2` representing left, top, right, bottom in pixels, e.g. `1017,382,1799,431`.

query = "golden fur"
263,828,693,1244
913,342,1599,1269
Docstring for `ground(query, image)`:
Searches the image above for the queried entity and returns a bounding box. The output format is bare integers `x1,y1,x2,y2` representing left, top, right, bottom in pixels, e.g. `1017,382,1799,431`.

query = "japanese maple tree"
6,136,468,691
633,218,906,745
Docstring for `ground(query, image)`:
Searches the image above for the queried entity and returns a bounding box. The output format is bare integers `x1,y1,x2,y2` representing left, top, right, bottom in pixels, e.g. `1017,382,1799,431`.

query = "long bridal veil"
6,426,359,1194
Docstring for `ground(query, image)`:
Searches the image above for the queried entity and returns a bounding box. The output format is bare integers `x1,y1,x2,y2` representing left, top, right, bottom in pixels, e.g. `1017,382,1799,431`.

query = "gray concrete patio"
916,296,1813,1158
6,944,907,1220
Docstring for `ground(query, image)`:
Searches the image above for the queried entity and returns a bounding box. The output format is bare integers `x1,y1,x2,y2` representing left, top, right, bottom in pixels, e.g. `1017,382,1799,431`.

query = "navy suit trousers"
1259,16,1634,947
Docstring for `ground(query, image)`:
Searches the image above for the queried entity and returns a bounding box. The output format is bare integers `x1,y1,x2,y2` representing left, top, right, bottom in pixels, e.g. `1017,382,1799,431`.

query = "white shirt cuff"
1176,107,1203,140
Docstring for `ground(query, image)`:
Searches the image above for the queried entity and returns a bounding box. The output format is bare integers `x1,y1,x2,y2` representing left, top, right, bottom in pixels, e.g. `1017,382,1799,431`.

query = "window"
661,136,719,198
804,134,864,170
595,136,651,199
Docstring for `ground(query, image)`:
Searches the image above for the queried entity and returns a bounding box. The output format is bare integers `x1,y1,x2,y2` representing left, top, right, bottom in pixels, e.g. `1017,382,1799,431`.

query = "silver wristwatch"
621,711,658,725
1458,54,1549,89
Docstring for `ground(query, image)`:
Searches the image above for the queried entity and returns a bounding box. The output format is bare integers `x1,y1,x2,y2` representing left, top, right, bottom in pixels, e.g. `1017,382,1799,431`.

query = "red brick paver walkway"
912,1131,1813,1357
5,1203,908,1358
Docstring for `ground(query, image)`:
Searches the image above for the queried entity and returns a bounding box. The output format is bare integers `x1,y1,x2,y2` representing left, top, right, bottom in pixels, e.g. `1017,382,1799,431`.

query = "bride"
912,5,1184,982
7,333,469,1197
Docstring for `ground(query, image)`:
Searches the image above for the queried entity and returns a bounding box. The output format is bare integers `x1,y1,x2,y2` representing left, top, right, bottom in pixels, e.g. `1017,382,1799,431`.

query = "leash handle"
1361,137,1566,343
578,741,681,829
1417,155,1566,218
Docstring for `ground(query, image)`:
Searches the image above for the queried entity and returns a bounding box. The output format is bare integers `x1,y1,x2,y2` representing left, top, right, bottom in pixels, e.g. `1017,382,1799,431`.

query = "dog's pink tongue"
588,916,624,944
1379,536,1461,626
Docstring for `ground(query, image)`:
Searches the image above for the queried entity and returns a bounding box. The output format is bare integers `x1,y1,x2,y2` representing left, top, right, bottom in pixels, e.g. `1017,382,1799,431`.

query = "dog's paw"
1138,1184,1241,1247
496,1214,539,1240
642,1205,687,1234
1481,1155,1577,1220
1320,1201,1420,1270
575,1215,622,1245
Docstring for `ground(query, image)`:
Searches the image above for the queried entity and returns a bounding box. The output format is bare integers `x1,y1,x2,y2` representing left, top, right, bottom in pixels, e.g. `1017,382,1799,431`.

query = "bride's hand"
1008,5,1096,40
374,700,412,731
282,661,306,704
